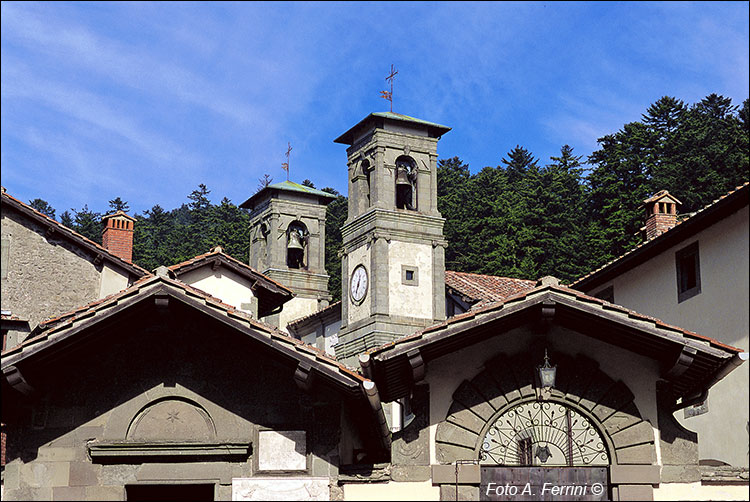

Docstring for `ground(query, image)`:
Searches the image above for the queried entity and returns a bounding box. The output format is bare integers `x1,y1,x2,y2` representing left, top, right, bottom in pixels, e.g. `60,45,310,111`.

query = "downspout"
361,379,392,449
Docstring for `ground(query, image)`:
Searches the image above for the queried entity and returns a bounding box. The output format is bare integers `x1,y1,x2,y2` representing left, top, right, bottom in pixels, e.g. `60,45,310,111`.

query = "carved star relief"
166,410,180,423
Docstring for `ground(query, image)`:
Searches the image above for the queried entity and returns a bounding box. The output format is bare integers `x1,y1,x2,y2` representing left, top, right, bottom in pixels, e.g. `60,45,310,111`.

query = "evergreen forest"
27,94,749,302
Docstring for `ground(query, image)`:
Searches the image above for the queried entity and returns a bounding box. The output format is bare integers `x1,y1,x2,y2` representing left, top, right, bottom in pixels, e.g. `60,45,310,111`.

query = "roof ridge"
1,189,150,276
571,181,749,287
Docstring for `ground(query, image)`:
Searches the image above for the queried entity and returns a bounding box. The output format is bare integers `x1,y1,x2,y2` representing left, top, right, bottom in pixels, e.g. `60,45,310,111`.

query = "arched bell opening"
286,221,308,269
395,155,417,210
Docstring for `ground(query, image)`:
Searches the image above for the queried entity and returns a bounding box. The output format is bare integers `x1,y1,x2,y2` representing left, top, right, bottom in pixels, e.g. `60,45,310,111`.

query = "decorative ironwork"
381,64,398,112
479,401,609,466
281,142,292,180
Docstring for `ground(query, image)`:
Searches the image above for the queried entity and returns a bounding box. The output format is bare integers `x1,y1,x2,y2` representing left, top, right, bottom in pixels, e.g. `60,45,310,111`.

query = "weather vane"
380,64,398,112
281,142,292,181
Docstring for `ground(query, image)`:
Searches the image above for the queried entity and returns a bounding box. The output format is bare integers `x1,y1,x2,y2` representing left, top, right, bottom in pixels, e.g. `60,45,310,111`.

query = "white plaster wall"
179,267,255,312
343,480,439,501
425,326,660,465
653,482,750,500
99,263,130,298
323,320,341,356
346,244,371,325
596,206,749,467
278,297,320,333
388,241,432,319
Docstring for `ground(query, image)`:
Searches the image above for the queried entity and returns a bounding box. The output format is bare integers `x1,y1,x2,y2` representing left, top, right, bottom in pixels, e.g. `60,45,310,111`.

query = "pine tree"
72,205,102,244
28,199,56,220
322,188,347,303
108,197,130,213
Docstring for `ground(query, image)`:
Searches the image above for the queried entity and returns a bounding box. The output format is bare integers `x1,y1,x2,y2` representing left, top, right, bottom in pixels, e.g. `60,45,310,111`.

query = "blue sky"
2,1,748,217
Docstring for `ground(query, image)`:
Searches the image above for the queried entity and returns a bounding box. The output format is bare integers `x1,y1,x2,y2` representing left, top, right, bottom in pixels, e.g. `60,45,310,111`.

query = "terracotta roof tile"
445,270,536,307
286,301,341,330
167,246,293,296
571,182,749,287
1,187,150,277
367,281,743,357
1,273,364,380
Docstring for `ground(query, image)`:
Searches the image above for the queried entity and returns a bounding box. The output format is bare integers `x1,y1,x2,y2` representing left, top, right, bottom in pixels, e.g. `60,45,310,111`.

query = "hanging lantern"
537,349,557,390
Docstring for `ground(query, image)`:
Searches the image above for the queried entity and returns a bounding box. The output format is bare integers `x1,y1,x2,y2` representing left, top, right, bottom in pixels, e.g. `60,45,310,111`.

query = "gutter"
673,352,748,411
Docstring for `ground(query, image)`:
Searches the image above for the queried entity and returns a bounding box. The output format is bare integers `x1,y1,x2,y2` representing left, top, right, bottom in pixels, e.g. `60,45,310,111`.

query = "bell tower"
334,112,451,364
240,181,336,331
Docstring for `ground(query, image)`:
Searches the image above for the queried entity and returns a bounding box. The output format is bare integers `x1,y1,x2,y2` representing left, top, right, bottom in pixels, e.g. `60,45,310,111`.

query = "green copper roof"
239,180,336,210
334,112,451,145
266,180,337,198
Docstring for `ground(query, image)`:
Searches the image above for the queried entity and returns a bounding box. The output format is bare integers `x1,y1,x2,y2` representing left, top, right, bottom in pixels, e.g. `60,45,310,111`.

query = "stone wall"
2,306,353,501
1,209,103,333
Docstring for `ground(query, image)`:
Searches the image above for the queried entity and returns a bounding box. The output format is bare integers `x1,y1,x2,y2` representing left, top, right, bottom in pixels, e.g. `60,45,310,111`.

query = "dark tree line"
28,93,748,296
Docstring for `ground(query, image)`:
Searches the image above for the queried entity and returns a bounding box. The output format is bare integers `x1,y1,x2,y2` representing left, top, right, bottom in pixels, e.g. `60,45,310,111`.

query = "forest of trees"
27,94,749,302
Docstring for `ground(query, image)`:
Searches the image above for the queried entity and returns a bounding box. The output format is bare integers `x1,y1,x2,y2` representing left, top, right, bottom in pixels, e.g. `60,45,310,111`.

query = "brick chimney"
101,211,135,263
642,191,681,241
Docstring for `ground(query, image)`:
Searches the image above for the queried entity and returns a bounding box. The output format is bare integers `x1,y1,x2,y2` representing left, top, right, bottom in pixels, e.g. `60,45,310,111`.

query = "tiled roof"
369,280,744,357
1,187,149,278
286,301,341,331
0,313,27,322
445,270,536,308
571,182,749,289
1,273,365,383
167,246,293,297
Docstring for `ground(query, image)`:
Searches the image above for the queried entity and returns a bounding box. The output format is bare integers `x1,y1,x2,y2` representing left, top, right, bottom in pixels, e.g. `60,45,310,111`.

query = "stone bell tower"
333,112,451,364
240,181,336,331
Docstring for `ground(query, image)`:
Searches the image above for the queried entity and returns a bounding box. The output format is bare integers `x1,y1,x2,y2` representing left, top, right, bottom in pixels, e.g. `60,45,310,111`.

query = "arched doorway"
478,400,610,467
435,353,657,500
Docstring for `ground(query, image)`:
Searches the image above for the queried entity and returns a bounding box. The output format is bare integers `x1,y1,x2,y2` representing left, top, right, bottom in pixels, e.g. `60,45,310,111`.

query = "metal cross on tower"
380,64,398,112
281,142,292,181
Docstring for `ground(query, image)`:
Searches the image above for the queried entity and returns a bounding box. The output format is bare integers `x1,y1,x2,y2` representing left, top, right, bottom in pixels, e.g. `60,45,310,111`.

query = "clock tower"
333,112,451,364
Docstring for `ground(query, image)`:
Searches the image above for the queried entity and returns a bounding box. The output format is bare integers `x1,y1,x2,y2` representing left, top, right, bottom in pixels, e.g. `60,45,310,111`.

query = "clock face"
350,265,368,304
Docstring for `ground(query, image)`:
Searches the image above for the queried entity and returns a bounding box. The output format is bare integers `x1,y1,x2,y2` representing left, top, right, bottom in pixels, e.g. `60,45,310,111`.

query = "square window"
676,242,701,303
401,266,418,286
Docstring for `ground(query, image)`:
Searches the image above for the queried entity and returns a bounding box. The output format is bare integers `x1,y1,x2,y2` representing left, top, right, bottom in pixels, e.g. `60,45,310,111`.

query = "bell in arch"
287,224,307,269
395,167,412,187
288,230,304,251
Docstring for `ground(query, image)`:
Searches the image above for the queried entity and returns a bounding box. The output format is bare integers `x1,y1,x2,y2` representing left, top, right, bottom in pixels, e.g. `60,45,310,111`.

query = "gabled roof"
1,187,149,279
334,111,451,145
642,190,682,206
1,272,367,395
571,182,749,291
286,301,341,336
366,279,744,402
167,246,294,317
239,181,336,211
445,270,536,308
284,272,536,334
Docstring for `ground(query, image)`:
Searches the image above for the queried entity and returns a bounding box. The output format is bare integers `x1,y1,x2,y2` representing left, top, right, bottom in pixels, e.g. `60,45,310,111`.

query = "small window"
676,242,701,303
402,265,418,286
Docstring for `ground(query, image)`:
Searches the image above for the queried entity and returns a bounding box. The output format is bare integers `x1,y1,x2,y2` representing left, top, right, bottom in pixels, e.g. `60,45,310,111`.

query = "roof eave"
572,184,749,291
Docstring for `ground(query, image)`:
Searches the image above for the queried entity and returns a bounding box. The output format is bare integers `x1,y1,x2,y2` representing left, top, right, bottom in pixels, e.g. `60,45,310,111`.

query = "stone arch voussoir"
435,352,656,465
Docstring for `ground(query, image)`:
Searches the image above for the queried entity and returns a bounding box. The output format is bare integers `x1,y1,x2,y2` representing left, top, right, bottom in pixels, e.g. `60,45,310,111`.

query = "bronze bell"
396,167,412,187
288,230,304,251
